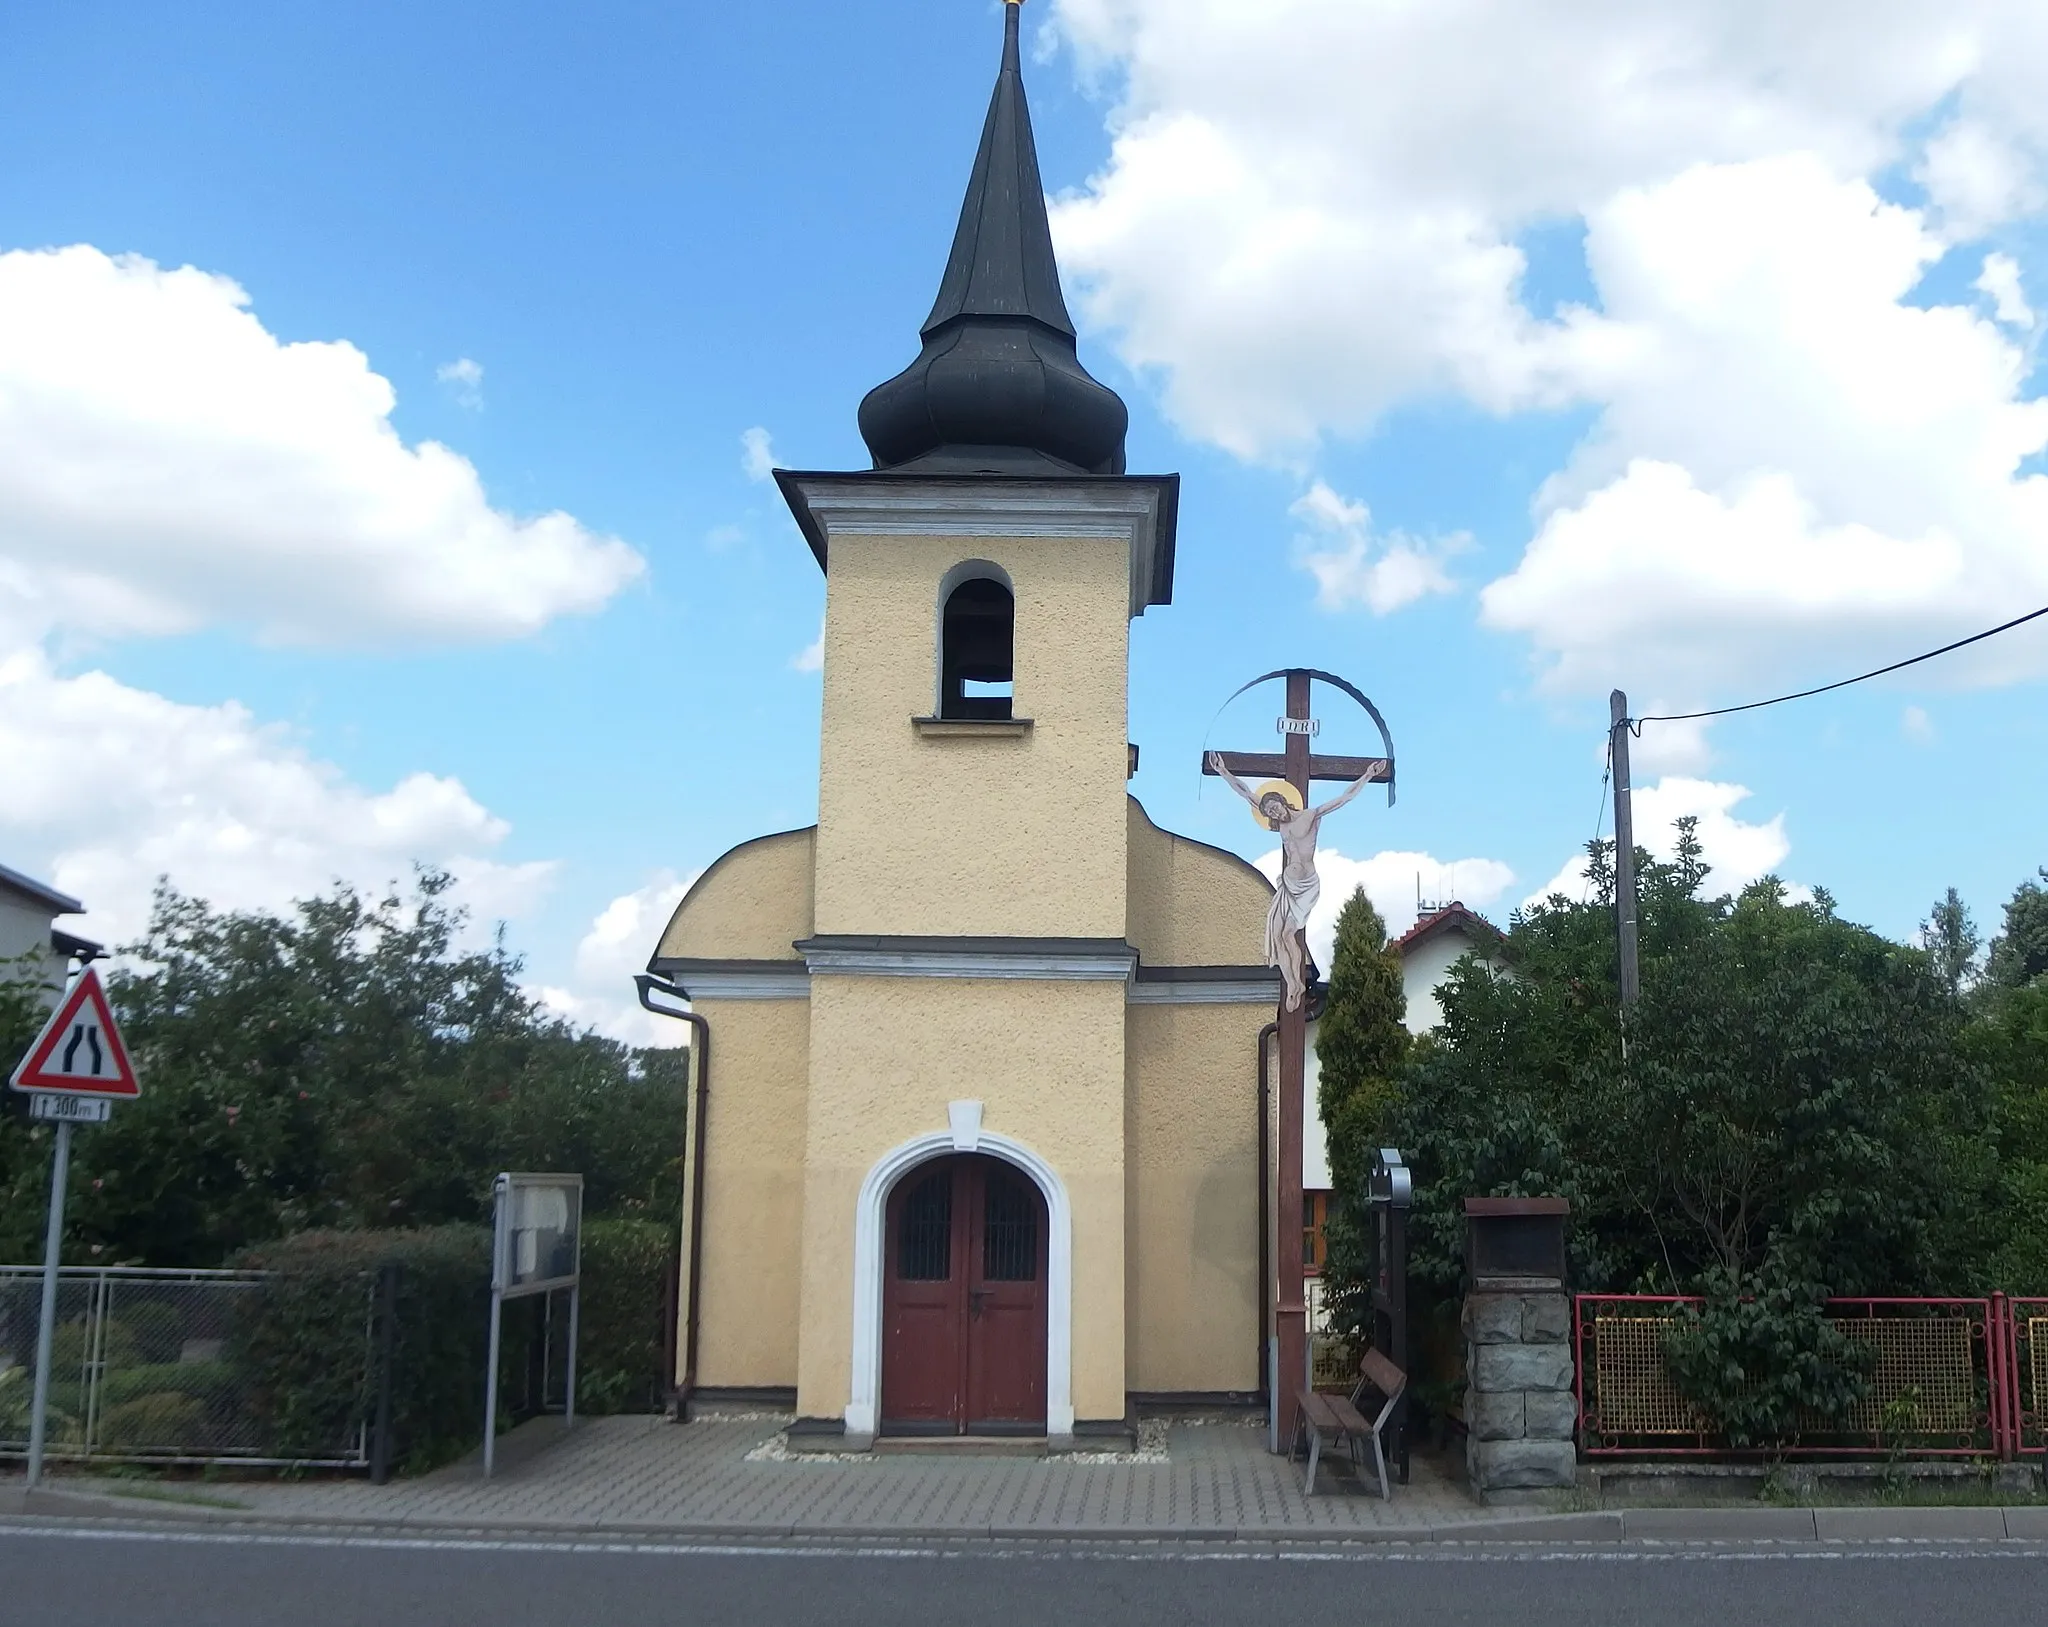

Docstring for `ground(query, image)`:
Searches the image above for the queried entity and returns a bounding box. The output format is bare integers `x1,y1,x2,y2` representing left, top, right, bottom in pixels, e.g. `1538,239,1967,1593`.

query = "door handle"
968,1287,989,1320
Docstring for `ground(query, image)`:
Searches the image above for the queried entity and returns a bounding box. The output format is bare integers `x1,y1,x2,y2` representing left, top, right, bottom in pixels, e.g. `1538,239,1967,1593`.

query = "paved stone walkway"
56,1415,1500,1538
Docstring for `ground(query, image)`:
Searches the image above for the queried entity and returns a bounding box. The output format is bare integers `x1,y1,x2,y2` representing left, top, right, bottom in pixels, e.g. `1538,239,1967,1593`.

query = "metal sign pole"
483,1177,505,1478
26,1120,74,1491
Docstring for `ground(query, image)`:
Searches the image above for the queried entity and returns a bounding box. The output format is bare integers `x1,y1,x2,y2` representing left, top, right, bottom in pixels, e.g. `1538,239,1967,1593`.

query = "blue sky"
2,1,2044,1038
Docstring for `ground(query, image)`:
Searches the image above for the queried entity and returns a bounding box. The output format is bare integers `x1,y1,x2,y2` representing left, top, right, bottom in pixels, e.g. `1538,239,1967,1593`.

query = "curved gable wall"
654,826,817,963
1124,797,1270,968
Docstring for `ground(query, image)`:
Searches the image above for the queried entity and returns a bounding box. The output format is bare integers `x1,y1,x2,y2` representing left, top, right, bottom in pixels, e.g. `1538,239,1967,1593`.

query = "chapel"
642,2,1281,1447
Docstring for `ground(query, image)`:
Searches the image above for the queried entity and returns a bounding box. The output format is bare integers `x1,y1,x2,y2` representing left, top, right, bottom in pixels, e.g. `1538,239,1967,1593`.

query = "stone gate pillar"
1461,1198,1576,1501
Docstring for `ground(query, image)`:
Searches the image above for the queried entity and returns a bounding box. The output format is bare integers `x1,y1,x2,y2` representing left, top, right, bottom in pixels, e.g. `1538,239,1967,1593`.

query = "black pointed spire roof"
858,2,1128,476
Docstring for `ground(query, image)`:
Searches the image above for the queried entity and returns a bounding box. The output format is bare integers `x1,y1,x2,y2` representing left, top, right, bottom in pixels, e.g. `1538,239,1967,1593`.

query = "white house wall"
0,893,64,997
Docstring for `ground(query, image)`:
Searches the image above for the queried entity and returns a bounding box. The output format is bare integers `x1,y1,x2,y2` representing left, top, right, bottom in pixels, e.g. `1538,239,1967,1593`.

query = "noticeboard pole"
25,1120,73,1491
483,1176,506,1478
564,1284,580,1431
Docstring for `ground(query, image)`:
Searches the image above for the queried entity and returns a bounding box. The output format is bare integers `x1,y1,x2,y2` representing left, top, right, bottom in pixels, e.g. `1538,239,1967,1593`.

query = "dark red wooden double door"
880,1155,1047,1435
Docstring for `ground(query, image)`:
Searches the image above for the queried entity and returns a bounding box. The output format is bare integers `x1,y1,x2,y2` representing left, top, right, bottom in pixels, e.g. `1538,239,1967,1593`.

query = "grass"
68,1464,253,1510
1763,1474,2047,1509
88,1481,251,1511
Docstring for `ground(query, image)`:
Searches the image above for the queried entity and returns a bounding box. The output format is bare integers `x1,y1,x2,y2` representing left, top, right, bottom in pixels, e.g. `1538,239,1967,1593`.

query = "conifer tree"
1313,886,1410,1346
1920,886,1981,996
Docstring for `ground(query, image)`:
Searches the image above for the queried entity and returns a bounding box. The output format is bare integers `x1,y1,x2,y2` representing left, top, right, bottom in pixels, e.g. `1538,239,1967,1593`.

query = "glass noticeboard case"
494,1173,583,1298
484,1172,585,1476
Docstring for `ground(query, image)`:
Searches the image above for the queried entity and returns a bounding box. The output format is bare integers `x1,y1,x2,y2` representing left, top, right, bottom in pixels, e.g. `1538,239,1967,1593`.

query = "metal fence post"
370,1261,400,1485
1990,1292,2016,1460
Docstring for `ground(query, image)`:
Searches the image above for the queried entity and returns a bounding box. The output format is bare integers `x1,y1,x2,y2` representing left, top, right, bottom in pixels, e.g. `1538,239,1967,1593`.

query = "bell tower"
776,0,1177,942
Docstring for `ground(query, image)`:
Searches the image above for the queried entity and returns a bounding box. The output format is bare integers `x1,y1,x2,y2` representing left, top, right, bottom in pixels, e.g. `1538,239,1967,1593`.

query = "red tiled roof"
1392,901,1500,956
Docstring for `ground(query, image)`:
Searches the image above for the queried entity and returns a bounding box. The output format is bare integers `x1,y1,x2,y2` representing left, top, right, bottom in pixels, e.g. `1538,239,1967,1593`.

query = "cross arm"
1202,753,1393,783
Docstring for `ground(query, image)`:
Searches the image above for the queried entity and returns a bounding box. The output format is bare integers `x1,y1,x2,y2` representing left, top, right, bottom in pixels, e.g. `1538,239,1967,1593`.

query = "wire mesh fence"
0,1266,369,1468
2014,1299,2048,1458
1574,1293,2006,1457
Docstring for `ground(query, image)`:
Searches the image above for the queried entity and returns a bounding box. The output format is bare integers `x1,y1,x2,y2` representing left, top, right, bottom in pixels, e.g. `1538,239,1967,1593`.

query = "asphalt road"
5,1524,2047,1627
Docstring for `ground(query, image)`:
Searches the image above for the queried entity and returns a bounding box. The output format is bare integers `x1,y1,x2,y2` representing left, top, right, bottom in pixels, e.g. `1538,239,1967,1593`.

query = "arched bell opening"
937,570,1015,721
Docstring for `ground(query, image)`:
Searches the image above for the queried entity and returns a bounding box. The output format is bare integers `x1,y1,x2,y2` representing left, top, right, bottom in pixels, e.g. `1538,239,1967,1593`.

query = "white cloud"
1041,5,2048,700
1916,119,2046,240
1626,714,1716,778
0,648,552,951
791,618,824,673
1902,703,1936,744
1525,775,1790,907
1046,0,2048,459
0,246,643,648
1478,157,2048,700
1976,251,2035,329
740,425,777,483
1292,481,1462,615
435,356,484,409
537,869,699,1045
1256,845,1515,972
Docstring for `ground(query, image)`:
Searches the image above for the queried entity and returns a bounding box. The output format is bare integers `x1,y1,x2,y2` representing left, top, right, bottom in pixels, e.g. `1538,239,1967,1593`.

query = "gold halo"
1250,779,1303,827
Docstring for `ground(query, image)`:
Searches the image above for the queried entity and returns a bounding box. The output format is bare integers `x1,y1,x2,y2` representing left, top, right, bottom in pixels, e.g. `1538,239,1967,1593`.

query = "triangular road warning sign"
9,967,139,1097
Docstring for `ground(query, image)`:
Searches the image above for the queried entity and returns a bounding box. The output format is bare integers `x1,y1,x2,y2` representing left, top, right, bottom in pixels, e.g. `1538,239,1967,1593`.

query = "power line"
1629,602,2048,732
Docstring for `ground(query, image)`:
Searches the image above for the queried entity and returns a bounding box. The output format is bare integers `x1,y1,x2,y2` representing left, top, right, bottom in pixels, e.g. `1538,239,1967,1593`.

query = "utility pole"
1609,689,1639,1006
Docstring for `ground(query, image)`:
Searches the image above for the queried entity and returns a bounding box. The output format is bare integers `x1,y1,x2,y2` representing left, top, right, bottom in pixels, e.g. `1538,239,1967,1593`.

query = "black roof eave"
0,861,83,915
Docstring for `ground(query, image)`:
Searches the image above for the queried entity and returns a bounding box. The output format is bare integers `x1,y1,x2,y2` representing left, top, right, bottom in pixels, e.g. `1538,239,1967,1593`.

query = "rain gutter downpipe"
1255,1019,1277,1409
637,972,709,1417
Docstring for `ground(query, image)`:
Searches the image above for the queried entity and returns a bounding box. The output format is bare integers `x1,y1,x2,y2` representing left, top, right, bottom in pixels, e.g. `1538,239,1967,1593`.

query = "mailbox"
1463,1196,1569,1287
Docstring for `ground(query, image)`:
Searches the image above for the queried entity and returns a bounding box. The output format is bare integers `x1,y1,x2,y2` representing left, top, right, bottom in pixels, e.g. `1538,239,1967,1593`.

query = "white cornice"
802,945,1137,982
674,968,812,1001
783,475,1170,617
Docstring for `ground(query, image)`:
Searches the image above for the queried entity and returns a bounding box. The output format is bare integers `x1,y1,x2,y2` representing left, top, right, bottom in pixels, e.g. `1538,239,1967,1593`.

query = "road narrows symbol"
9,968,139,1098
61,1023,104,1076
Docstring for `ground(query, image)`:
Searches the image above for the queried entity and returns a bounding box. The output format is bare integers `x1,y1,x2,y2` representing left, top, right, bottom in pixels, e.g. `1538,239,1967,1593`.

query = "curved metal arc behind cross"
1218,667,1398,808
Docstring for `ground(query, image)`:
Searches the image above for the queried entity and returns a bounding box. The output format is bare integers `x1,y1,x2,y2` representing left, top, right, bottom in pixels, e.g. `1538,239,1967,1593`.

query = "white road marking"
0,1524,2044,1564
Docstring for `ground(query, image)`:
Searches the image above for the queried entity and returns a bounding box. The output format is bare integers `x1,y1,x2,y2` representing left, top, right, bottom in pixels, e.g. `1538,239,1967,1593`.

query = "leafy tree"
1919,886,1981,996
1388,819,1988,1441
1985,867,2048,993
0,953,63,1261
1968,980,2048,1291
1311,887,1410,1344
0,875,685,1268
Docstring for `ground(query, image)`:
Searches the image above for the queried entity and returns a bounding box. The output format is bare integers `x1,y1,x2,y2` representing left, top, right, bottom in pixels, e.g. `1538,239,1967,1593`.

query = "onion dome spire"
857,1,1128,476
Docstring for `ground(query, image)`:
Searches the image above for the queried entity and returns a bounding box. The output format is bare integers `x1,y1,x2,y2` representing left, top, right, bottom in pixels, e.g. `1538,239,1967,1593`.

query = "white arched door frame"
845,1101,1073,1439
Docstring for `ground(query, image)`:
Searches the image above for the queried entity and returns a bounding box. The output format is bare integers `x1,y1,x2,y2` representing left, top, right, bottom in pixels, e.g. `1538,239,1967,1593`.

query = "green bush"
1662,1268,1875,1447
98,1360,235,1408
226,1219,673,1470
98,1390,205,1449
230,1225,491,1472
575,1217,674,1415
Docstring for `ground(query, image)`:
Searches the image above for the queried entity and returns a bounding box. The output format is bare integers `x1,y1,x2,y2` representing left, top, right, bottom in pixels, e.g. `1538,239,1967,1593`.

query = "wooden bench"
1293,1348,1406,1499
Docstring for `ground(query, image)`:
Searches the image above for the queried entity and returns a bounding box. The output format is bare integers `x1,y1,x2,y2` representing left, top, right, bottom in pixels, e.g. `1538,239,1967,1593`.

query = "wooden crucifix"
1202,668,1395,1456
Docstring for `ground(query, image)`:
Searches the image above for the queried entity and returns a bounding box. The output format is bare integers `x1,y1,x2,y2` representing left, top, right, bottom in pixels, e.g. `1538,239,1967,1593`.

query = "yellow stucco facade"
649,488,1277,1442
813,531,1131,939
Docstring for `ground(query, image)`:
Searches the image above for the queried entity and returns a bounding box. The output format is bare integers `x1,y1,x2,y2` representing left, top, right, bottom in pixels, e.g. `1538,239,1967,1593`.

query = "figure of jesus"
1207,751,1380,1012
